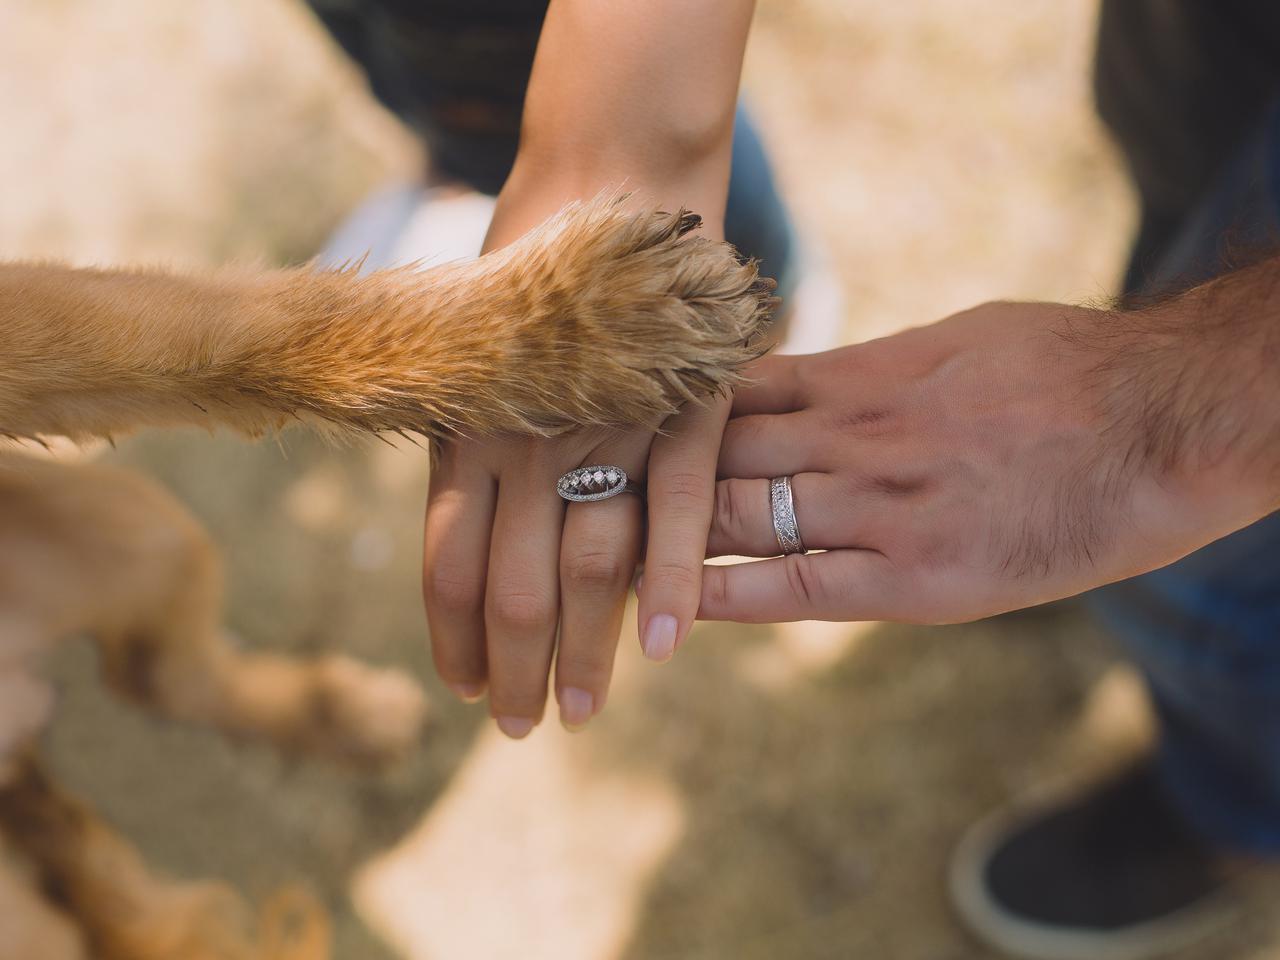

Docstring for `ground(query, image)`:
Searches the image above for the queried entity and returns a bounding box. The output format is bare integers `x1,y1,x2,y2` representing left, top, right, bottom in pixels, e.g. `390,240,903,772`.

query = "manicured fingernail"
635,574,644,595
496,715,535,739
642,614,678,662
449,682,486,703
559,687,594,731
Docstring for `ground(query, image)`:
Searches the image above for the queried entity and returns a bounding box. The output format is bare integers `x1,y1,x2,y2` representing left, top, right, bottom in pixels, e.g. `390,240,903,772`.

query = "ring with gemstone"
556,465,644,503
770,476,807,555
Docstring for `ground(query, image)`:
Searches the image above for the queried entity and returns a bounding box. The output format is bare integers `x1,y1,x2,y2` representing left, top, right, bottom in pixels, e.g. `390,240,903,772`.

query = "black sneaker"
949,761,1240,960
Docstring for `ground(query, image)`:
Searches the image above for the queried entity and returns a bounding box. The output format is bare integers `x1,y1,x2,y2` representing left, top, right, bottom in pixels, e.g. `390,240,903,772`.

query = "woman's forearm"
487,0,755,249
519,0,753,169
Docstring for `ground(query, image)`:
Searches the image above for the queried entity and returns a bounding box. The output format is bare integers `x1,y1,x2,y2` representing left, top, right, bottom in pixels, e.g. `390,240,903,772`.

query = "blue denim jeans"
1089,100,1280,855
725,104,799,304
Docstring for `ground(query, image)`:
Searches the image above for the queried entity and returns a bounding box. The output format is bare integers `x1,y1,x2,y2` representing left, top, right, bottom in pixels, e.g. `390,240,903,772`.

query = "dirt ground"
2,0,1278,957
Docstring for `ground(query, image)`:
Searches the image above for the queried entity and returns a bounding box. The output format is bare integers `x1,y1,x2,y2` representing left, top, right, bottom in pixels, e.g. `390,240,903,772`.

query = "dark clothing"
305,0,797,298
1094,0,1280,290
307,0,547,195
1091,0,1280,854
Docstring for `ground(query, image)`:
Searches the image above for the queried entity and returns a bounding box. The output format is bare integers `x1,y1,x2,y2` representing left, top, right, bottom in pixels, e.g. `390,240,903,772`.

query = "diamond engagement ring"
770,476,807,555
557,465,644,503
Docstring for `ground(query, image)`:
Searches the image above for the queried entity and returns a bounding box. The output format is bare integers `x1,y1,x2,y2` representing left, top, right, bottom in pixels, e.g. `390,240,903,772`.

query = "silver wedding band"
770,476,807,555
557,465,644,503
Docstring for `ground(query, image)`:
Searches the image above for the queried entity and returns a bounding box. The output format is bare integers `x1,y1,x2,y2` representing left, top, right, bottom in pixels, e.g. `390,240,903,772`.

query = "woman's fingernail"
559,687,594,731
635,574,644,595
496,715,535,739
642,614,679,662
449,682,486,703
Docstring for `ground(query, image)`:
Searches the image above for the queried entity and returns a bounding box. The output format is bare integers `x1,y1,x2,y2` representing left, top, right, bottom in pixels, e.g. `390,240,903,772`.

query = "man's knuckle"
714,479,749,541
828,405,899,438
783,555,823,606
712,482,733,538
702,565,729,611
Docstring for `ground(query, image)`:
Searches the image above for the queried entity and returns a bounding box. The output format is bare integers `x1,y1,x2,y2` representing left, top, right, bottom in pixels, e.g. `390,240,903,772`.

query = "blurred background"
2,0,1277,957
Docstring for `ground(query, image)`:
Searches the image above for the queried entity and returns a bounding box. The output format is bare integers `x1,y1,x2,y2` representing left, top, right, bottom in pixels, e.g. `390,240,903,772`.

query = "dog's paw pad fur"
476,193,779,435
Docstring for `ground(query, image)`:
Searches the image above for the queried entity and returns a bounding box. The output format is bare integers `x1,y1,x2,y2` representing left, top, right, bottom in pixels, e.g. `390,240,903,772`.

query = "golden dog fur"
0,197,773,959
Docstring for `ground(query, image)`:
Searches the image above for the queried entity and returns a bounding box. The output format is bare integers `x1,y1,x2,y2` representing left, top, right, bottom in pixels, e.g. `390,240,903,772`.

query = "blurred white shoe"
317,182,495,273
776,239,846,355
321,181,845,357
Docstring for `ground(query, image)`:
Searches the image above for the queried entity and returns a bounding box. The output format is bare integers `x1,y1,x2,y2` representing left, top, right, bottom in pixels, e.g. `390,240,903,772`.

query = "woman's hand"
699,298,1278,625
425,392,730,737
419,0,755,736
422,190,739,737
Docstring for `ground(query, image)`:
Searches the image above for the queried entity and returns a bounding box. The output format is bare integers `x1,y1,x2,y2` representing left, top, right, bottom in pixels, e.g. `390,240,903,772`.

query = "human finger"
697,549,901,623
730,352,809,416
422,445,497,701
716,410,826,478
555,438,648,729
635,395,729,664
705,473,898,557
483,460,565,738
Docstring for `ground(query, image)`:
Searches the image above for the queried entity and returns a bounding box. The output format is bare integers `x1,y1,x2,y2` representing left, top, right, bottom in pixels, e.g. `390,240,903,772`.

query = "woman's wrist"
485,157,729,254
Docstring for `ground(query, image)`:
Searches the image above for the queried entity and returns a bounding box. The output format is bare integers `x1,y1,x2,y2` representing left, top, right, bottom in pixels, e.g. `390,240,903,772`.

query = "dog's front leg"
0,196,772,445
0,452,428,764
0,753,329,960
0,833,88,960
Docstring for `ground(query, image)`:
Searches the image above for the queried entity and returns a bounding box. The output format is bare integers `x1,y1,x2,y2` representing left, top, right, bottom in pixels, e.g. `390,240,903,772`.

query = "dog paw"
307,656,429,764
276,192,774,441
479,193,779,434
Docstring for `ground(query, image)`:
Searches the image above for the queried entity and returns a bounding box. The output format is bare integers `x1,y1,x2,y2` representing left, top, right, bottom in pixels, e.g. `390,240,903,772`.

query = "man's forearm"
1097,256,1280,514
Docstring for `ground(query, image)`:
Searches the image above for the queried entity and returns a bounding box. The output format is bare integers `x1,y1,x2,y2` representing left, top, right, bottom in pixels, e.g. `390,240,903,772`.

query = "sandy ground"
2,0,1278,957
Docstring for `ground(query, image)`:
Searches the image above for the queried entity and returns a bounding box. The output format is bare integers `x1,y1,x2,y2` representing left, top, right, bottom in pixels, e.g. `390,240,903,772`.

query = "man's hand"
701,282,1280,624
